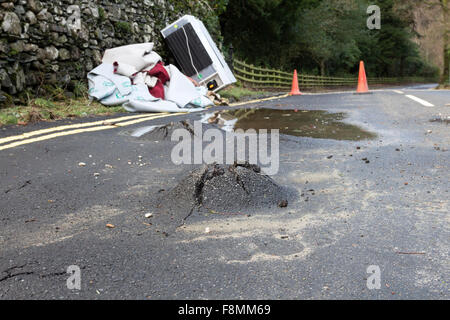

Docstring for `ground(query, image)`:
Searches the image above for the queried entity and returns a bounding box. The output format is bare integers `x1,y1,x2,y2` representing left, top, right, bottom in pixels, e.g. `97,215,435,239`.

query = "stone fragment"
2,12,22,36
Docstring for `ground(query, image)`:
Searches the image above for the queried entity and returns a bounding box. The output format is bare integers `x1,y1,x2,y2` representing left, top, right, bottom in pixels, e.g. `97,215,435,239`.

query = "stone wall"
0,0,220,103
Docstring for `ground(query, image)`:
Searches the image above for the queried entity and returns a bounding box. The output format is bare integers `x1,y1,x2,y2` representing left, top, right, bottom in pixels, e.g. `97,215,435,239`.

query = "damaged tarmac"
0,88,449,299
154,162,292,229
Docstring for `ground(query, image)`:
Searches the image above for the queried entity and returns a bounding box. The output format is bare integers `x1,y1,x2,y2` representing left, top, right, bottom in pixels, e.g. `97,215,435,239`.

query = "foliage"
98,6,106,22
114,21,132,34
219,0,440,77
73,80,88,99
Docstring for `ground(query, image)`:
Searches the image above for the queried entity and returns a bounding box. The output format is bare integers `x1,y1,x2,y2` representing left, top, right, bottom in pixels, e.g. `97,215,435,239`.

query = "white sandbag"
123,99,180,113
165,64,209,108
87,63,133,99
88,45,214,113
186,87,213,108
102,43,161,73
99,88,130,106
122,83,181,112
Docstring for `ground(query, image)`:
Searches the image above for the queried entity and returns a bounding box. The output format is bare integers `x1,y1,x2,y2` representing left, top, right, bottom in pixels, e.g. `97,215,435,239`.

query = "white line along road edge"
405,95,434,107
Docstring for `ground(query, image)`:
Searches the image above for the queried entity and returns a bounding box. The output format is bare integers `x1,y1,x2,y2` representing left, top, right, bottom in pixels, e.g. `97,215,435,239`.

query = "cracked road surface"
0,85,449,299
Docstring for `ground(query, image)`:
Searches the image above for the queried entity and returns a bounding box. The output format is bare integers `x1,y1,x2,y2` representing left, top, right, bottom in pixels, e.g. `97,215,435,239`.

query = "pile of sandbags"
87,43,214,113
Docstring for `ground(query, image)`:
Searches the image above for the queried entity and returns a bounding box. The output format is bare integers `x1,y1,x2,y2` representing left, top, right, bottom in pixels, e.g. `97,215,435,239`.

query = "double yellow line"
0,113,182,151
229,94,289,107
0,93,289,152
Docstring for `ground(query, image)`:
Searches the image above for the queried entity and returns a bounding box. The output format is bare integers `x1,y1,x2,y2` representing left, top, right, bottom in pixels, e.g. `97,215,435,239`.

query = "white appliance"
161,15,236,92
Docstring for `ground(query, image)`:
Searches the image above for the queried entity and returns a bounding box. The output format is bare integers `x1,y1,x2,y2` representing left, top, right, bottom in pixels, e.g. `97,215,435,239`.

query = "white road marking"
405,95,434,107
393,90,404,94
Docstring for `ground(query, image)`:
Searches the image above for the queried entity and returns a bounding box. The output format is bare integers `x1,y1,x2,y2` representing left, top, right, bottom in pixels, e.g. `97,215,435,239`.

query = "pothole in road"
128,120,194,141
126,120,221,141
204,108,376,141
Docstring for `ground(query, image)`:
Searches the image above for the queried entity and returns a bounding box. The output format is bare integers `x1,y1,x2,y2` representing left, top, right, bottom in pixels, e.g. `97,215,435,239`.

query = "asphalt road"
0,85,449,299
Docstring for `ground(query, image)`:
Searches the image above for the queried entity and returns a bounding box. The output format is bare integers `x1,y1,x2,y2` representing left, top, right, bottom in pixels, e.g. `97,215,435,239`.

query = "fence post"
228,44,234,73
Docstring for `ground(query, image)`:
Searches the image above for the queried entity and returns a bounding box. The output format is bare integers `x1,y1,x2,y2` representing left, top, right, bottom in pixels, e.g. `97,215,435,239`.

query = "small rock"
44,46,59,60
144,213,153,218
28,0,43,13
106,224,115,228
278,200,288,208
2,12,22,35
78,162,86,167
59,48,70,60
205,227,211,234
24,43,38,52
36,8,51,21
25,11,37,25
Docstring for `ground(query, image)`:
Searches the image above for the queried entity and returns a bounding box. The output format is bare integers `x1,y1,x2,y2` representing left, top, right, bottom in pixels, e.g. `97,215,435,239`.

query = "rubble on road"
159,162,289,215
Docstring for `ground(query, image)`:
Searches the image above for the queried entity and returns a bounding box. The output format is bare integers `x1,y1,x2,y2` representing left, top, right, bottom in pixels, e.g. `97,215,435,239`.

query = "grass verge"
220,85,271,102
0,84,274,127
0,98,125,127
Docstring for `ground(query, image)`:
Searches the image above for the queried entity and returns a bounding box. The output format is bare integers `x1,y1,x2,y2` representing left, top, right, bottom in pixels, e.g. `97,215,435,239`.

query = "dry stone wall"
0,0,220,103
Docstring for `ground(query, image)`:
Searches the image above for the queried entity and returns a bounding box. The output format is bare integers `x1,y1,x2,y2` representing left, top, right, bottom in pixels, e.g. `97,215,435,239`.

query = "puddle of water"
208,108,376,141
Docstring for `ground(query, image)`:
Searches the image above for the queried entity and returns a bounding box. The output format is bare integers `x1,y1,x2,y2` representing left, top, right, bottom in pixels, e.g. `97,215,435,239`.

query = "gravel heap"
161,162,288,214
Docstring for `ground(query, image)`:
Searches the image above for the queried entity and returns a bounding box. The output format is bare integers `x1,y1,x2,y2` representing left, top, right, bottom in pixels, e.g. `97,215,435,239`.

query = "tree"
296,0,365,75
219,0,436,77
396,0,448,82
437,0,450,83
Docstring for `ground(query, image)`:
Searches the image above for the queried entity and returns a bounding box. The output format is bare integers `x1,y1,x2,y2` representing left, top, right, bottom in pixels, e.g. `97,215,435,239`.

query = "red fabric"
148,62,170,99
149,81,165,99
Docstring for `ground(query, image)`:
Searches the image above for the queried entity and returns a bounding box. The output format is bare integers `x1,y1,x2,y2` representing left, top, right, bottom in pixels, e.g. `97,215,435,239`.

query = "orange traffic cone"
289,69,302,95
356,61,370,94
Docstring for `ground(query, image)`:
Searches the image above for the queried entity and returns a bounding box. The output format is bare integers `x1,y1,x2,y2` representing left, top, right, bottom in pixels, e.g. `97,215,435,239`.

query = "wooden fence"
232,59,436,89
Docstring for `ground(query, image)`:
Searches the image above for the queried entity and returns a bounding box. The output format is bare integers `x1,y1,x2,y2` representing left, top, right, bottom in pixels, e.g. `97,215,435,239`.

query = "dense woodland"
211,0,449,82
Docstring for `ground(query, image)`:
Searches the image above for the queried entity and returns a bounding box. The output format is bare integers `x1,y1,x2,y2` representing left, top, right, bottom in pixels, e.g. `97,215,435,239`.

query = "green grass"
114,21,131,34
0,98,125,126
436,82,450,89
220,85,269,102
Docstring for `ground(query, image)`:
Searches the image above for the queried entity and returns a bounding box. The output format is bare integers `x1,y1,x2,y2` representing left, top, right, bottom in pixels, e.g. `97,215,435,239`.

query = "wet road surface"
0,86,449,299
